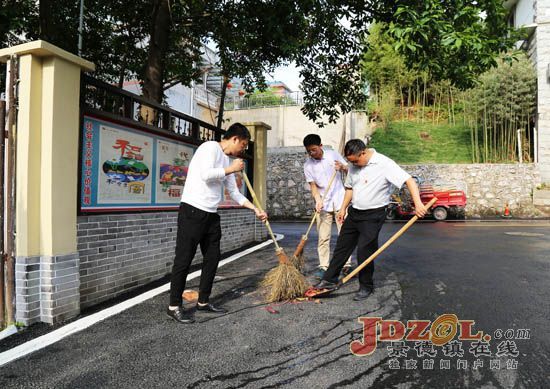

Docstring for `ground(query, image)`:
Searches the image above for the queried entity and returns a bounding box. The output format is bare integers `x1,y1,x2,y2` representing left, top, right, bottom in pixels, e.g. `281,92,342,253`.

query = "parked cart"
386,179,467,221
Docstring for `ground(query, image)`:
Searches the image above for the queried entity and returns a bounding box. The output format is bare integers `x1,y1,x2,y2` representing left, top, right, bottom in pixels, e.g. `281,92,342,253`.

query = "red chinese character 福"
113,139,143,159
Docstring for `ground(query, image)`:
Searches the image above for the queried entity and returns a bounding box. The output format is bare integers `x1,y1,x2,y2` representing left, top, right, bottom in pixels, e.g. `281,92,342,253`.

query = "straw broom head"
290,253,305,273
260,262,310,302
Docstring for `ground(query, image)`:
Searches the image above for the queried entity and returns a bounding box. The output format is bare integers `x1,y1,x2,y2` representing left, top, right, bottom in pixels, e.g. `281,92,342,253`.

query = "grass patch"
369,121,473,164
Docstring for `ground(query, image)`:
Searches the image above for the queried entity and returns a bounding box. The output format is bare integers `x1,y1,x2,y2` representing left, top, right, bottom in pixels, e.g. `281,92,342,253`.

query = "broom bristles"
290,253,305,272
260,262,309,302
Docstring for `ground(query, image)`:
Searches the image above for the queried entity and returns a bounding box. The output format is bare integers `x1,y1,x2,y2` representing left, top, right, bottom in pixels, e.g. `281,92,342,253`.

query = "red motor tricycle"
386,178,467,221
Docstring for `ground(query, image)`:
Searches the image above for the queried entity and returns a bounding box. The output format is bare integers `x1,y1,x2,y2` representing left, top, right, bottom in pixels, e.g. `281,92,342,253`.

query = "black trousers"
169,202,222,306
322,206,386,289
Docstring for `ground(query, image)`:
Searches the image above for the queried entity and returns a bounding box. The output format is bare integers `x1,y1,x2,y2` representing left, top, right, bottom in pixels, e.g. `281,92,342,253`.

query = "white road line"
452,223,550,227
0,234,283,367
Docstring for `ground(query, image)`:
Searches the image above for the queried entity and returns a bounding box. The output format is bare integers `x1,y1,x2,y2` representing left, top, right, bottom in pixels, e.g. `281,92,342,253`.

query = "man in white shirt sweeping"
303,134,352,279
315,139,427,301
167,123,267,324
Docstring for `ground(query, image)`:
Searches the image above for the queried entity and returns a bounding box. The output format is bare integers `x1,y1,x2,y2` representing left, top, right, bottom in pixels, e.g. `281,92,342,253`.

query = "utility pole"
78,0,84,56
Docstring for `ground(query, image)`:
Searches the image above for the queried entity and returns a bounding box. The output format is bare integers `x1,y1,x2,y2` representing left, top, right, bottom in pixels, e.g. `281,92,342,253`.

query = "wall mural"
81,115,246,212
81,115,195,211
156,139,193,203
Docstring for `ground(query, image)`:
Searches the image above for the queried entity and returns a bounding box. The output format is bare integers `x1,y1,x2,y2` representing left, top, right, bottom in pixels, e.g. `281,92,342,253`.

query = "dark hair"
303,134,321,147
224,122,251,140
344,139,366,157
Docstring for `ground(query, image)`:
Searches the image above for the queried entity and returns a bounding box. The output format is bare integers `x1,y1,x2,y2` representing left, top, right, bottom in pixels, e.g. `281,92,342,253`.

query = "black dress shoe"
196,303,228,314
341,266,353,277
166,307,195,324
314,280,339,291
353,287,373,301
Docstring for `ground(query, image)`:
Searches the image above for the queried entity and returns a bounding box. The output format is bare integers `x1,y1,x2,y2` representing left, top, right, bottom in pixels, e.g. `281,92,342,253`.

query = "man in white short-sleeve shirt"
315,139,428,301
167,123,267,324
303,134,352,278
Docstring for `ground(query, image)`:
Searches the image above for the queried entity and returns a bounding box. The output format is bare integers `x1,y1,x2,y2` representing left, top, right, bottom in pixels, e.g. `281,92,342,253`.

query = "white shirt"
181,141,247,213
344,149,410,210
303,149,347,212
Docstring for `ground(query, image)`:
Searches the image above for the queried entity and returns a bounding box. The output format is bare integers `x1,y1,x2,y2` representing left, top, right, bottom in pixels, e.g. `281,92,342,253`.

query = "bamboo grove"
363,24,536,163
462,56,536,163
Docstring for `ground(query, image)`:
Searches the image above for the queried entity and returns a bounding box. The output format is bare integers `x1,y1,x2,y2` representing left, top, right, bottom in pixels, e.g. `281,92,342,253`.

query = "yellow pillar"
244,122,270,210
13,54,43,256
1,41,94,324
40,56,86,255
0,41,95,257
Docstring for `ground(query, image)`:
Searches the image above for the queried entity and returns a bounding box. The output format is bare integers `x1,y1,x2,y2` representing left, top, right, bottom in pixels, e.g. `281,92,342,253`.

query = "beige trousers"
316,210,352,269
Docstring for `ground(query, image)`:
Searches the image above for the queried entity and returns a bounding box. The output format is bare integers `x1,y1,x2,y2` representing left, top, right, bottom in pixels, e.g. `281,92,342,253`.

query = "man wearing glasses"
315,139,427,301
303,134,353,279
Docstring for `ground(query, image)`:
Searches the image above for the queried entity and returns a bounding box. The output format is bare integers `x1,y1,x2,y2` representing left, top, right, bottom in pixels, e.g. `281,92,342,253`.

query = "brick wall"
16,254,80,325
77,208,267,309
15,256,41,325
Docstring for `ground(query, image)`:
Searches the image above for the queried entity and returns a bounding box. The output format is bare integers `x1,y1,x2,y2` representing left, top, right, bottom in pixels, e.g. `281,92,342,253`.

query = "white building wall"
224,105,371,151
515,0,536,26
536,0,550,181
164,84,193,115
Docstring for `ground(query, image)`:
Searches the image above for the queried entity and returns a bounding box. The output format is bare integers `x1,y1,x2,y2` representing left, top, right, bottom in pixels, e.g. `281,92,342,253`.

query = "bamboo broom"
305,197,438,298
291,169,339,271
242,172,309,302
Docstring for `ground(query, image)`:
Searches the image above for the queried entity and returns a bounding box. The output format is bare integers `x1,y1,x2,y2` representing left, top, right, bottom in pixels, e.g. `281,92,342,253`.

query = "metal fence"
224,91,304,111
81,75,226,144
79,75,255,212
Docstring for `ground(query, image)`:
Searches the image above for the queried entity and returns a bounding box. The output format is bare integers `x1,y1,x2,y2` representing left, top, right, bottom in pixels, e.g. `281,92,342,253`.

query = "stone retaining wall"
266,147,544,219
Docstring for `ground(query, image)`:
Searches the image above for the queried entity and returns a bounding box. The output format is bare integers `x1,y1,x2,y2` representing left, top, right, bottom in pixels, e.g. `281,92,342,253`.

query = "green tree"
2,0,517,126
1,0,37,92
362,22,422,125
465,53,536,162
102,0,519,124
1,0,37,46
387,0,519,89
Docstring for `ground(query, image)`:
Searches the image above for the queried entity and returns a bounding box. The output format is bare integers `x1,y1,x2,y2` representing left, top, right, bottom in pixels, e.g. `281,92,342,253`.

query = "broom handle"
341,197,438,285
304,169,339,238
242,171,281,251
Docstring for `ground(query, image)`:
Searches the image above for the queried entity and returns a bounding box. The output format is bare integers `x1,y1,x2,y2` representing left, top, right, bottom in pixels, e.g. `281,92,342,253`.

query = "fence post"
0,98,5,329
243,122,270,211
4,56,17,326
191,121,200,141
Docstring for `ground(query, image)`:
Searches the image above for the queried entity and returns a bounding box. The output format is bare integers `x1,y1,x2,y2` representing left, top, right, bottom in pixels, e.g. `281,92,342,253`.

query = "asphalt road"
0,220,549,388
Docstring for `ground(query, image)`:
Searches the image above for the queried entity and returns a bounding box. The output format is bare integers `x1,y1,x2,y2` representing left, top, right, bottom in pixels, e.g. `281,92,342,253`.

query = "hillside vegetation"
362,24,536,164
368,121,472,164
